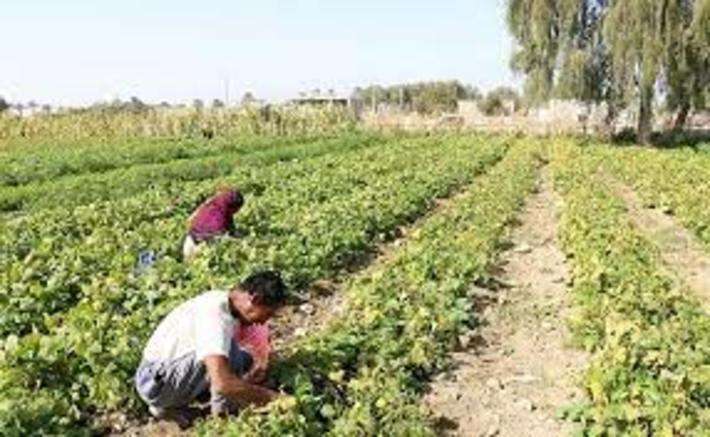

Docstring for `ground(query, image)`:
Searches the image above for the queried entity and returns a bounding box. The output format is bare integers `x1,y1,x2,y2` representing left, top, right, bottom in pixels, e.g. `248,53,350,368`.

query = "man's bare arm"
203,355,277,407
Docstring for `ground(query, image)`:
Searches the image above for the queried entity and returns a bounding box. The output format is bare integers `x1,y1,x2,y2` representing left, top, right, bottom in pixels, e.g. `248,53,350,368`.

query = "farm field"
1,133,709,436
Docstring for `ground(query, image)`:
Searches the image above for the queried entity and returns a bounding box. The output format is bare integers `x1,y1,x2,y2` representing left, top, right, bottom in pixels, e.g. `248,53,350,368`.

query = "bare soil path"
425,170,587,437
606,177,710,313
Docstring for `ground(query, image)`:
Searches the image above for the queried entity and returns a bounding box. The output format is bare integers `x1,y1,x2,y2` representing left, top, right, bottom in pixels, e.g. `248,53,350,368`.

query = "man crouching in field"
134,270,286,424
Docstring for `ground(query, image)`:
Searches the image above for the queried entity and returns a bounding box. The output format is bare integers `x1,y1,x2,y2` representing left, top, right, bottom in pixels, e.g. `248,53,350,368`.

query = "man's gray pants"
135,339,253,415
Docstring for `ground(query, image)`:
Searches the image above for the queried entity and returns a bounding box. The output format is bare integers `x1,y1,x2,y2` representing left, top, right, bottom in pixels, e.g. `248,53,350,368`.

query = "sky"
0,0,519,107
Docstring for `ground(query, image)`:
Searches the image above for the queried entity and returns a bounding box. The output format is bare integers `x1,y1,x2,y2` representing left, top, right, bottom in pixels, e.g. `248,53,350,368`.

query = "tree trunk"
602,102,617,140
673,103,691,131
637,85,654,145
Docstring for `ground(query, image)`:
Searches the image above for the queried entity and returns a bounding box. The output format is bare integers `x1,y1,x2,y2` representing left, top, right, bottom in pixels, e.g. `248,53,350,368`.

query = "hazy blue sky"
1,0,518,106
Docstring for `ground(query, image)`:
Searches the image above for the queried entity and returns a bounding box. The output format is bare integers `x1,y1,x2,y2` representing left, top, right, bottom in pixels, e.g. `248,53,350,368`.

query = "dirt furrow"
605,177,710,313
425,170,587,437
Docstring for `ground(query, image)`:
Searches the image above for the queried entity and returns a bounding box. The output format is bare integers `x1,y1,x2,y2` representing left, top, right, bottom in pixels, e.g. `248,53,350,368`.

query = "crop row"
0,134,417,338
0,134,323,188
0,135,508,435
0,135,485,338
551,143,710,435
0,134,401,338
0,132,400,262
196,138,542,436
595,145,710,247
0,133,387,213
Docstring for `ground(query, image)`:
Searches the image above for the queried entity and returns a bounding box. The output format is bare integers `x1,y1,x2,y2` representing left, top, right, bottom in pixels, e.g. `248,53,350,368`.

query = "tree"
192,99,204,110
479,87,522,116
0,97,10,113
358,81,475,114
241,92,256,106
464,85,483,101
128,96,147,113
506,0,710,144
212,98,225,108
660,1,710,129
350,87,363,100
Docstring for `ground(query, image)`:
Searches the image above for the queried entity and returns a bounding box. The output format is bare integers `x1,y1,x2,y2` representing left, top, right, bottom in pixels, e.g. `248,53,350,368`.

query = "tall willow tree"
507,0,710,144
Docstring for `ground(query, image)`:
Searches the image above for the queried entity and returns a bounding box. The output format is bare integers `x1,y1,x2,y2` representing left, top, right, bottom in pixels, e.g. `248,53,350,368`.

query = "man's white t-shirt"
142,290,239,363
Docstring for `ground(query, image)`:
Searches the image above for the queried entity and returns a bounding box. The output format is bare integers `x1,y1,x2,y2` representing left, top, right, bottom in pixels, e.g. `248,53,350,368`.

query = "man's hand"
245,364,267,384
204,355,278,408
238,383,279,407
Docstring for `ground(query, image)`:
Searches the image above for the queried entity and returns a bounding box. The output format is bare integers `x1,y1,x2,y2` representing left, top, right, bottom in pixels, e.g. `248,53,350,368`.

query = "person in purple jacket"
183,188,244,260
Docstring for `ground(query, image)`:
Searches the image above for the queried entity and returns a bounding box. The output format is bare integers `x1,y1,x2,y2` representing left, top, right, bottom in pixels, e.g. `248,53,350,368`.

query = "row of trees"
0,94,264,116
0,97,51,114
507,0,710,143
4,84,525,118
356,81,480,115
355,81,522,116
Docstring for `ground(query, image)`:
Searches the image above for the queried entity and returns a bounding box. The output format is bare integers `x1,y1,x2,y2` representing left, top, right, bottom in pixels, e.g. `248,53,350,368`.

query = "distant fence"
363,102,710,137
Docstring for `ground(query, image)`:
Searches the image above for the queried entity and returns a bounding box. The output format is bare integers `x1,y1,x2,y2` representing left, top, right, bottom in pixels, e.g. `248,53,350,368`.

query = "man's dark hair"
217,188,244,210
240,270,287,307
232,190,244,209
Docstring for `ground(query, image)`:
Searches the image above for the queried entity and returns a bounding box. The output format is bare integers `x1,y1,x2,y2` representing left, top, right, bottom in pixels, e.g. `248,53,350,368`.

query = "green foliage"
0,134,508,434
196,139,541,436
507,0,564,103
0,135,317,187
358,81,479,115
5,131,706,435
0,134,385,213
478,86,522,116
551,141,710,434
506,0,710,141
658,0,710,114
0,135,395,339
596,145,710,248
